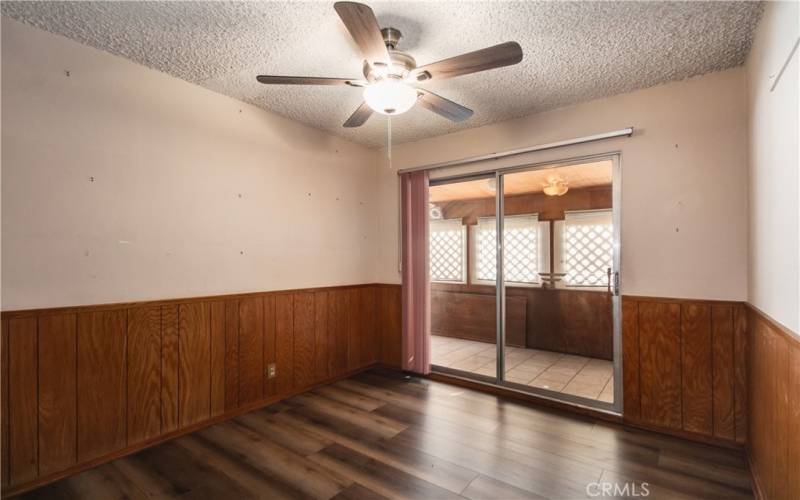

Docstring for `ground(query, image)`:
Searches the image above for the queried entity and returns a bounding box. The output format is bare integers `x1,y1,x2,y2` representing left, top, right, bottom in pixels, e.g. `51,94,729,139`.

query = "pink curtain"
401,170,431,374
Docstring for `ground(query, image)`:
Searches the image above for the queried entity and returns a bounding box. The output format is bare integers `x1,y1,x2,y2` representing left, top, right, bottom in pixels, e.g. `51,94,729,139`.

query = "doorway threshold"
428,368,623,424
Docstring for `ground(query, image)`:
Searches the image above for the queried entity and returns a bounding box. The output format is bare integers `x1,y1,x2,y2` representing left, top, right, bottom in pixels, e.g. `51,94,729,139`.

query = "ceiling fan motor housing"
363,27,417,81
381,27,402,49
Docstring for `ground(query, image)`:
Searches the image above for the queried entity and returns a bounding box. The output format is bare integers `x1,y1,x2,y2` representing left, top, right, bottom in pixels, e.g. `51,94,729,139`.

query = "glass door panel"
428,175,498,382
500,160,617,409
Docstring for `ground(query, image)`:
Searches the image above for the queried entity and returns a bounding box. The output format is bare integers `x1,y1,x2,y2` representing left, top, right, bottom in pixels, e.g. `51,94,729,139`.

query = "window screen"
474,214,540,284
429,219,466,282
563,209,613,287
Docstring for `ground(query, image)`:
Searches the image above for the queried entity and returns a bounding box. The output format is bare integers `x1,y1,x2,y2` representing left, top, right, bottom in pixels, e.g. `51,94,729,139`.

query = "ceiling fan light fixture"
363,79,418,115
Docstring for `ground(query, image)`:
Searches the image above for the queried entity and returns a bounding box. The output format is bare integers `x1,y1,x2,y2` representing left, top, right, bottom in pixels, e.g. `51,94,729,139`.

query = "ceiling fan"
256,2,523,128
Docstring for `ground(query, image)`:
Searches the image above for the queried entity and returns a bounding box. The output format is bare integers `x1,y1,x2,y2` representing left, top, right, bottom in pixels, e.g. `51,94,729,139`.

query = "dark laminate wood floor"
16,369,753,500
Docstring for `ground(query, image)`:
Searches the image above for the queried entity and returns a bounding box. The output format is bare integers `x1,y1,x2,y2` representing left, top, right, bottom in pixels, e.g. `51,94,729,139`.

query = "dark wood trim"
622,294,743,306
2,365,375,498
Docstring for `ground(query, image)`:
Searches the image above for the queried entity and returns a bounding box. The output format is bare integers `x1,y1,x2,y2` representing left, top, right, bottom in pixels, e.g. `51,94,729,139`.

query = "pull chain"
387,115,392,168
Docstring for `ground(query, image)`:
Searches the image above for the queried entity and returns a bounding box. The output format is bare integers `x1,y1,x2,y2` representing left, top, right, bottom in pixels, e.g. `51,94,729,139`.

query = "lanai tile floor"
432,335,614,403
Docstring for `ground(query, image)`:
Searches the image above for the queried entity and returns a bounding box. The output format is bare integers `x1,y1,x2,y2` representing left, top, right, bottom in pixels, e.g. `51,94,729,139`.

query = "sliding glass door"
429,174,498,382
429,154,622,413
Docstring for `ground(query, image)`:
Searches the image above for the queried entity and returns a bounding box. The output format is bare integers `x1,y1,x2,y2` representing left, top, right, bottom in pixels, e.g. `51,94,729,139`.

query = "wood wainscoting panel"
347,288,363,371
237,297,264,405
788,345,800,499
263,295,277,398
274,294,294,395
292,292,316,389
224,300,240,411
621,299,640,421
160,305,180,434
711,305,735,440
0,284,390,495
329,290,350,377
360,287,378,367
8,318,38,486
622,296,746,448
1,320,9,486
178,302,212,428
37,314,77,476
680,304,712,435
638,301,682,430
747,306,798,500
431,284,612,359
126,306,162,445
76,311,127,463
209,301,226,418
313,291,330,380
430,289,526,347
733,306,748,444
378,285,402,369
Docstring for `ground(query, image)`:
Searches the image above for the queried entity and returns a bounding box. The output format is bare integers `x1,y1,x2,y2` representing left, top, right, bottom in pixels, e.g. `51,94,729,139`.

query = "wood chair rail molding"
0,283,402,497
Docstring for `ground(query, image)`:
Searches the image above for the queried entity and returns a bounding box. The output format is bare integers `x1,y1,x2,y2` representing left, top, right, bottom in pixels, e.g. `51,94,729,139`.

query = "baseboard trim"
622,418,743,450
1,365,376,499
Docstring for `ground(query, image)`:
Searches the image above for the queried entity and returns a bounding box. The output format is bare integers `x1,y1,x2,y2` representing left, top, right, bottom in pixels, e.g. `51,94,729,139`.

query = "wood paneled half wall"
622,296,748,447
746,305,799,500
0,283,401,496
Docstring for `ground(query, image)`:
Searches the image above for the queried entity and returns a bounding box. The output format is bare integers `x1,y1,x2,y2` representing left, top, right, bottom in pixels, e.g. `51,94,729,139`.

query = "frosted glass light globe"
363,79,418,115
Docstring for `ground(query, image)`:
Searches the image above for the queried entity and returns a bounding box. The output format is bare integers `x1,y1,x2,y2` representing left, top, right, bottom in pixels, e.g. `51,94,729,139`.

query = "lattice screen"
563,210,613,286
429,219,465,282
475,215,539,284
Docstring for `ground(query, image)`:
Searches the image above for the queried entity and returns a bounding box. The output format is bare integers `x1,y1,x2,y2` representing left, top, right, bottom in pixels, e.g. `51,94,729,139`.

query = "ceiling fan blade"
417,89,473,122
256,75,364,86
410,42,523,81
343,101,374,128
333,2,391,66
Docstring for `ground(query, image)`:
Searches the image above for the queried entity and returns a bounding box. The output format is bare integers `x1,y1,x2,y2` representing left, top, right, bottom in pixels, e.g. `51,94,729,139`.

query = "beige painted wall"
376,68,749,301
1,18,380,310
745,1,799,334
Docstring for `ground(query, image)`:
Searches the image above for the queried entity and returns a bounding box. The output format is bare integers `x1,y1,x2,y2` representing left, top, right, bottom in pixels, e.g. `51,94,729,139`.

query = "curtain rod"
396,127,634,175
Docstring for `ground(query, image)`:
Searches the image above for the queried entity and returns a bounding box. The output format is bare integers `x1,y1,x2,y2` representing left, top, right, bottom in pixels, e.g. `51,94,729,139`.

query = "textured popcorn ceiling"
2,1,762,148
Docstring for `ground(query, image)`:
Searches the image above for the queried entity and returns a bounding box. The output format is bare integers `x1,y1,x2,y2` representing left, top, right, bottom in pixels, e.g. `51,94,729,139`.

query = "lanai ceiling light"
543,178,569,196
256,2,523,127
